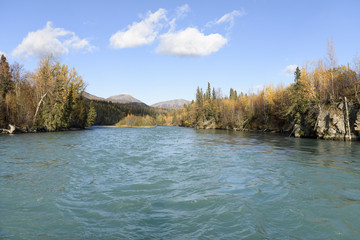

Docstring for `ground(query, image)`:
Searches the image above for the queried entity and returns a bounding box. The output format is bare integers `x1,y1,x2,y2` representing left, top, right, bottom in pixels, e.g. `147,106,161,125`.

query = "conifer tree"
205,82,211,100
86,101,97,127
0,55,13,127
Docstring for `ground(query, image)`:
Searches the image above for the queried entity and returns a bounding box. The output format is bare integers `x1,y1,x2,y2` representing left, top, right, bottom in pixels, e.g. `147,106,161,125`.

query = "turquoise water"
1,126,360,239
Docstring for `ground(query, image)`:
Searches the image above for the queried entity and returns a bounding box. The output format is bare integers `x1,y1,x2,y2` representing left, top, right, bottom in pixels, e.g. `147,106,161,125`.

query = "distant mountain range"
151,99,190,109
107,94,143,104
82,92,190,109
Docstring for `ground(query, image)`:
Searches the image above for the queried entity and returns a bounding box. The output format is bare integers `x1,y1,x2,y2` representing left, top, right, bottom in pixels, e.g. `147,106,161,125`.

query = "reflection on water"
1,126,360,239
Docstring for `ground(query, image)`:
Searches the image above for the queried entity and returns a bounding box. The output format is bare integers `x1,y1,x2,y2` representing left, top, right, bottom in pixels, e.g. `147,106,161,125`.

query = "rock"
315,104,349,140
331,114,345,133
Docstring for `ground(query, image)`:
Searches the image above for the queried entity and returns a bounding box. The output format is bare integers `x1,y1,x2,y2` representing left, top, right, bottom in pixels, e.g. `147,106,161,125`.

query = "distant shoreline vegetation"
115,114,175,128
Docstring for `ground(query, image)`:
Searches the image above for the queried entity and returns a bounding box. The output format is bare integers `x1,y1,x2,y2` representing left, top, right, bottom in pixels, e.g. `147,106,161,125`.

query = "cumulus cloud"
12,22,94,59
282,65,298,77
156,27,227,57
110,8,167,48
207,9,246,29
110,5,242,57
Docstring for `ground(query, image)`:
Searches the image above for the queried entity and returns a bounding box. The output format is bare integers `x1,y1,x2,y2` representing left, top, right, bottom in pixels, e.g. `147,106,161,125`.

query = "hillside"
151,99,190,109
82,92,105,101
107,94,144,104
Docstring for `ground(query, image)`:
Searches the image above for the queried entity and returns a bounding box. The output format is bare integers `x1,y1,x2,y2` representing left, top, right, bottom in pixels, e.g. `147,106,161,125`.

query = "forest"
0,55,96,132
176,41,360,140
0,54,176,132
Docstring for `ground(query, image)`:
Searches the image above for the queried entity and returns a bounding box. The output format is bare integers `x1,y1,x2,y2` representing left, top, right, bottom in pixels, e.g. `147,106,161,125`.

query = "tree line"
177,41,360,134
0,55,96,132
0,54,178,131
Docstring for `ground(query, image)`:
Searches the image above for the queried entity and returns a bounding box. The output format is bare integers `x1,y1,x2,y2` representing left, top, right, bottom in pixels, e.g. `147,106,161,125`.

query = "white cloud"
64,35,92,50
207,9,246,29
110,8,167,49
110,5,240,57
12,21,94,59
156,27,227,57
175,4,190,18
282,65,298,77
0,51,6,57
169,5,190,33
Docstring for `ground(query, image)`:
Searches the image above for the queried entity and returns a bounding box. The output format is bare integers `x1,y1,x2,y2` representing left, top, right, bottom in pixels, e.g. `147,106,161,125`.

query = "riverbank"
187,100,360,141
117,125,155,128
0,124,88,135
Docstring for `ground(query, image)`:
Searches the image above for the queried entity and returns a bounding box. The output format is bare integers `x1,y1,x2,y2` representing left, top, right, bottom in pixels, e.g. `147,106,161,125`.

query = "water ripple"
1,127,360,239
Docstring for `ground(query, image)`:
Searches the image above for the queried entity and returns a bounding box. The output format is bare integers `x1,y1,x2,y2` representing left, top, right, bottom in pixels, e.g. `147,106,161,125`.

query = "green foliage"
0,55,13,99
0,55,13,127
116,114,155,127
90,100,155,125
69,96,88,128
86,101,97,127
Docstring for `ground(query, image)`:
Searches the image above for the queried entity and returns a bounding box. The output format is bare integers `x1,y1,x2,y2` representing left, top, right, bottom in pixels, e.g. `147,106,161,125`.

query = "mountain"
151,99,190,109
82,91,105,101
106,94,144,104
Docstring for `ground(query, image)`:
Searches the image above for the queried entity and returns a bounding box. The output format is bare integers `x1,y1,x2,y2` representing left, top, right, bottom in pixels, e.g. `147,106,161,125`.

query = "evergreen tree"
0,55,13,127
63,86,74,125
229,88,234,100
286,67,308,124
86,101,97,127
0,55,12,98
212,87,216,100
205,82,211,100
294,66,301,84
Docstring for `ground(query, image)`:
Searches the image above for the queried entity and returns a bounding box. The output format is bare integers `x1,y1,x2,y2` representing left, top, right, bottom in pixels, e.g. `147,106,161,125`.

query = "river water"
1,126,360,239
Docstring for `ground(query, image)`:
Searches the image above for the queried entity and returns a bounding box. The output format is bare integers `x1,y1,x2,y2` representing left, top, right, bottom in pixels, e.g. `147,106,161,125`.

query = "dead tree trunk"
344,96,351,141
1,124,16,134
33,91,48,126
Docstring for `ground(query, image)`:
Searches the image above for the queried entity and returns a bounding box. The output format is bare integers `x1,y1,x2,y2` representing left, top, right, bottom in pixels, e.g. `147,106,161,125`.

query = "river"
1,126,360,239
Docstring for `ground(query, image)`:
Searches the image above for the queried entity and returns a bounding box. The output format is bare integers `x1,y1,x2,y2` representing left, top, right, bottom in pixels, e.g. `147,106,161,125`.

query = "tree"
86,101,97,127
229,88,234,100
0,55,13,127
294,66,301,83
0,55,12,99
212,87,216,100
205,82,211,100
31,56,86,130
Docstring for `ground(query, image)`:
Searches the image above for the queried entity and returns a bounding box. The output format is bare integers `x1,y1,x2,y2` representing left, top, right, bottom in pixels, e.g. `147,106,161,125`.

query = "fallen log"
1,124,22,134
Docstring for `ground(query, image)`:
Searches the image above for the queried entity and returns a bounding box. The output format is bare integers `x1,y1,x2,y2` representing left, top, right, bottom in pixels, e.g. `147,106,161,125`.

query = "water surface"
1,126,360,239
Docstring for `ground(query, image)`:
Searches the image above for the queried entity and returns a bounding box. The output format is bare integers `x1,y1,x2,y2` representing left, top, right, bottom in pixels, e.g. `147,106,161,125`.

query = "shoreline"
2,124,358,141
116,125,156,128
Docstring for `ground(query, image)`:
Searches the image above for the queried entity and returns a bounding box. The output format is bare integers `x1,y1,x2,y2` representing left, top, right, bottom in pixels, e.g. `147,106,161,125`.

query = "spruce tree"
0,55,13,127
86,101,97,127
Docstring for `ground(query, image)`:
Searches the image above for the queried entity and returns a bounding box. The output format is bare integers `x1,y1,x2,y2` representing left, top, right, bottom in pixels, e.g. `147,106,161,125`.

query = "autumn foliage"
178,42,360,133
0,55,96,131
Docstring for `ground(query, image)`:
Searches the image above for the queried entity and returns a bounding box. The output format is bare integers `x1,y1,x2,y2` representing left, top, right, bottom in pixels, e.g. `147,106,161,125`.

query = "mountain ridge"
151,99,190,109
82,92,190,108
106,94,143,104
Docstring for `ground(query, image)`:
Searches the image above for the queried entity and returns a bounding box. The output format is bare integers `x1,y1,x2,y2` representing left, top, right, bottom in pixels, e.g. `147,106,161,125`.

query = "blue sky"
1,0,360,105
